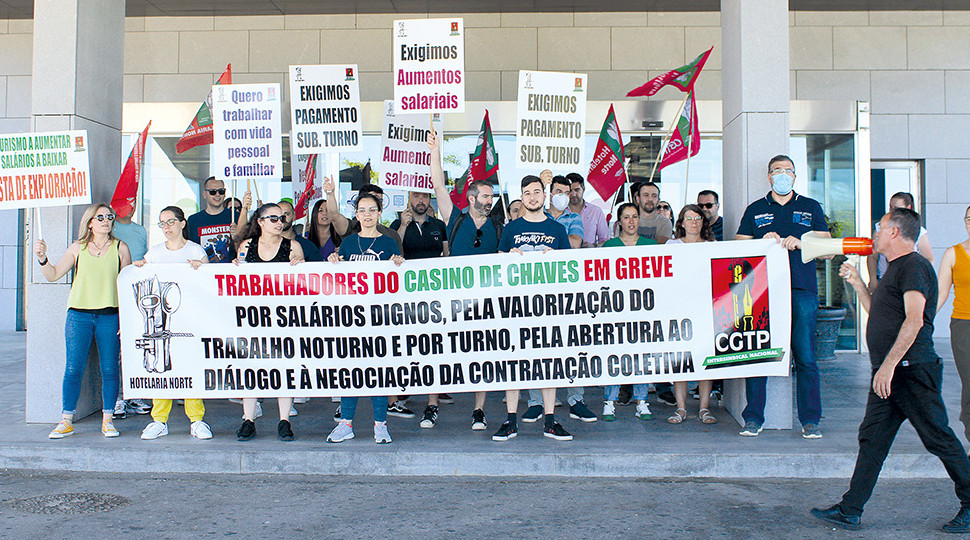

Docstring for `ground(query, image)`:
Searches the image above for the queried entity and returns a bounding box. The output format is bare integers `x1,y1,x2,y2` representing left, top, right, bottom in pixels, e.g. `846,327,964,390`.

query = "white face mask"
551,193,569,211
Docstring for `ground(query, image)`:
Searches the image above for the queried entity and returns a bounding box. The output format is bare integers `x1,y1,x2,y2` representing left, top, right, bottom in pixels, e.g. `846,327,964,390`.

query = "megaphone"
800,231,873,263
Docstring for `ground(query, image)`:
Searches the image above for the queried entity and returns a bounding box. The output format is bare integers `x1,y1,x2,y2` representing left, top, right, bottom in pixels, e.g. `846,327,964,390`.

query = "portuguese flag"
627,47,713,97
450,109,498,209
659,91,700,170
110,120,152,219
587,104,627,201
176,64,232,154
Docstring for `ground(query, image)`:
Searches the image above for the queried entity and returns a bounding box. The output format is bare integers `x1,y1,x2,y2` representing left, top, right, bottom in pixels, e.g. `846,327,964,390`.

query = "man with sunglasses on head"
187,176,250,263
697,190,723,241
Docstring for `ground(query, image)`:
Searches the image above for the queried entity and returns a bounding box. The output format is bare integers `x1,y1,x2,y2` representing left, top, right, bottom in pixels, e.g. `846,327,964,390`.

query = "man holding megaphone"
735,155,830,439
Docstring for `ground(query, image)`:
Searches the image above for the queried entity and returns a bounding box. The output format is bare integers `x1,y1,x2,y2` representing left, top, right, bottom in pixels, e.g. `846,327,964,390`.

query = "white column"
26,0,125,422
721,0,794,430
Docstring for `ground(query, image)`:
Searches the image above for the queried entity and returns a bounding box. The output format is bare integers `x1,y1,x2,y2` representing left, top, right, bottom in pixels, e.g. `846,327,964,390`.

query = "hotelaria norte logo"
705,256,783,369
133,276,193,373
397,22,407,37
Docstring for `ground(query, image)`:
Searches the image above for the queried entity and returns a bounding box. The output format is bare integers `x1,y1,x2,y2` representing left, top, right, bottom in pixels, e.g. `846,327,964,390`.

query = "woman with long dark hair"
36,202,132,438
327,192,404,444
233,203,304,442
306,198,341,259
666,204,717,425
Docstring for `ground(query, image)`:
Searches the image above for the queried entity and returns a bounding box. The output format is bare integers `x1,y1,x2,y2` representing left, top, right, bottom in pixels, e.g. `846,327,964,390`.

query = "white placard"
211,83,283,181
515,70,588,173
379,100,443,194
0,130,91,210
288,64,362,155
393,18,465,113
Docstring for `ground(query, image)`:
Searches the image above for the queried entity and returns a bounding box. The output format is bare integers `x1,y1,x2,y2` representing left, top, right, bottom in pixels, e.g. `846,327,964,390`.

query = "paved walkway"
1,331,966,478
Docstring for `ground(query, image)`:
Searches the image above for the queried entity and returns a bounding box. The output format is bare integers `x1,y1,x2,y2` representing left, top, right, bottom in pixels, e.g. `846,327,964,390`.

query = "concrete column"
721,0,793,430
26,0,125,422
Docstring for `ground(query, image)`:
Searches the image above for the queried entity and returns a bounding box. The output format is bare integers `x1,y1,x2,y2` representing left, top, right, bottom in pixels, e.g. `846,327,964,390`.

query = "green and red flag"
176,64,232,154
294,154,317,220
659,91,700,170
587,104,628,201
110,120,152,219
627,47,713,97
450,109,498,209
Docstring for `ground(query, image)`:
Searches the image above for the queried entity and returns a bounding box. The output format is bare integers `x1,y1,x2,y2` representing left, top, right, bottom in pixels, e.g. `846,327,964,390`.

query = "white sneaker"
374,421,392,444
243,401,264,419
331,397,341,403
228,398,243,404
293,397,309,404
140,421,168,440
190,420,213,440
327,420,354,443
635,400,653,420
602,400,616,421
289,405,299,417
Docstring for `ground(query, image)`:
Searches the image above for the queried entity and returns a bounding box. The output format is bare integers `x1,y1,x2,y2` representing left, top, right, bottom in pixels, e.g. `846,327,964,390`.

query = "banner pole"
646,91,690,185
684,92,694,204
231,179,237,230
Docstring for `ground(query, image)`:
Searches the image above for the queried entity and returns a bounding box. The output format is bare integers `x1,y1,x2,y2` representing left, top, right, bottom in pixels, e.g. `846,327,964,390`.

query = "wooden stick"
34,207,43,240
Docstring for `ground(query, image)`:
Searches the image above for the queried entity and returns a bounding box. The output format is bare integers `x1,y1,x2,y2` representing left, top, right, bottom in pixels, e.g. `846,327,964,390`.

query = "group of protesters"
31,141,970,522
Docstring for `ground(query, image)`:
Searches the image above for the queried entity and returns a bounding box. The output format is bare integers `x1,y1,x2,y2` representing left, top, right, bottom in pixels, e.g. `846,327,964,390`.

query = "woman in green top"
35,202,132,439
603,203,657,247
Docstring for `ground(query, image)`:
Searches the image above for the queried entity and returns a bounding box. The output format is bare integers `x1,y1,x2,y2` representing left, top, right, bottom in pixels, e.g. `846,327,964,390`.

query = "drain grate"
4,492,130,514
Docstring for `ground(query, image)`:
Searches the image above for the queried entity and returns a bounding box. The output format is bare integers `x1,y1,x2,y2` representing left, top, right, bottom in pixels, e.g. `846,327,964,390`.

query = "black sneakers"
277,419,294,442
471,409,487,430
388,401,416,418
420,405,438,428
543,422,573,441
438,393,455,404
943,508,970,533
236,419,256,441
810,504,861,530
568,401,598,422
492,421,518,441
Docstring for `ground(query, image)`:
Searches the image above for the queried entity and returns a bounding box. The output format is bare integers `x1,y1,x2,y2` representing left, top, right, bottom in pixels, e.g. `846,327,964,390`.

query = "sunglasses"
93,214,115,222
158,218,180,228
206,188,227,195
697,202,716,209
473,228,483,248
259,215,287,223
658,205,671,211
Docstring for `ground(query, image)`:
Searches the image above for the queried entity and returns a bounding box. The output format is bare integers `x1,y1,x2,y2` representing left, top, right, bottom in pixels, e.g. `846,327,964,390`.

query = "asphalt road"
0,470,963,538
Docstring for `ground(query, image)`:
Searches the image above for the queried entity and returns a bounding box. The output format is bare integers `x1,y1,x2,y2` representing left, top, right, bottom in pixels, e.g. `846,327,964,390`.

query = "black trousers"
840,362,970,515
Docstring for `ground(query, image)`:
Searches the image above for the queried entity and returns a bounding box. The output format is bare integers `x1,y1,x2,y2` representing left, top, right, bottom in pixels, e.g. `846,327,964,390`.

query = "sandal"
699,408,718,424
666,408,687,424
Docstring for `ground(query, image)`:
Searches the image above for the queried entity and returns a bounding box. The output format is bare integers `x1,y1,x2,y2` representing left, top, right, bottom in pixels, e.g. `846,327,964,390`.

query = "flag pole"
684,91,694,204
646,90,691,185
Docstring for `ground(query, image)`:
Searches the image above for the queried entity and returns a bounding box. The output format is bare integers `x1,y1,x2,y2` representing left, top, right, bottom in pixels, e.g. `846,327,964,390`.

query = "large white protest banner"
516,70,587,172
211,83,282,181
393,18,465,113
379,100,442,194
288,64,362,155
120,240,791,399
0,130,91,210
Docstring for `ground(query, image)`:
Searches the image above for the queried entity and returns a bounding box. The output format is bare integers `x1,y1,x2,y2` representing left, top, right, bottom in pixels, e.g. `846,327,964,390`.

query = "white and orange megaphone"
800,231,873,263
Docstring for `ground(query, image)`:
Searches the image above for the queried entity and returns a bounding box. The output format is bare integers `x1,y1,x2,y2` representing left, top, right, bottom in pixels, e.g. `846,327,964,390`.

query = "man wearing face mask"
736,154,830,439
546,174,584,249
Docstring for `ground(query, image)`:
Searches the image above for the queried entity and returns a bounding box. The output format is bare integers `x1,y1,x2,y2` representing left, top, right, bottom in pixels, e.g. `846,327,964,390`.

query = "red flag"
176,64,232,154
294,154,318,220
111,121,152,218
450,110,499,209
659,92,700,170
587,104,628,201
627,47,713,97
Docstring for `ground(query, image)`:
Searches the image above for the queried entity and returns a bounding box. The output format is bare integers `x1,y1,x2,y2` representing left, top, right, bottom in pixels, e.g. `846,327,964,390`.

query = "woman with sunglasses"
132,206,212,440
658,201,675,226
36,203,132,438
938,205,970,446
307,198,342,260
327,192,404,444
233,203,305,442
665,204,718,425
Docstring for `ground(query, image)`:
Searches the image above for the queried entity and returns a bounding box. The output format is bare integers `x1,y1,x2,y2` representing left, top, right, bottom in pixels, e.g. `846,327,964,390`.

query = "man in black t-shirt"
389,191,447,259
812,208,970,533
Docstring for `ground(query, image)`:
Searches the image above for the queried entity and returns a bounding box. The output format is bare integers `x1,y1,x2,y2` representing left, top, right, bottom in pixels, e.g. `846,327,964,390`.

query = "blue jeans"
63,309,120,415
604,384,648,401
743,289,822,426
340,396,388,422
528,387,584,408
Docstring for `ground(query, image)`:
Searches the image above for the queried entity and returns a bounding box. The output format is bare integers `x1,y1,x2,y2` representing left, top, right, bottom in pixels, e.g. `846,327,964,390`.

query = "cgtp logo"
706,256,781,368
133,276,193,373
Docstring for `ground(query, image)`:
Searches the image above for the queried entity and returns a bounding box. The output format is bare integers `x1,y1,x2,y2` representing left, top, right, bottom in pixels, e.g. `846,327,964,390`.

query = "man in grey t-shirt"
637,182,672,244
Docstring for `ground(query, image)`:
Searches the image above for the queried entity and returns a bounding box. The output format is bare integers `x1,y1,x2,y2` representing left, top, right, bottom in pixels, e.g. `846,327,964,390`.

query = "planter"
815,306,846,362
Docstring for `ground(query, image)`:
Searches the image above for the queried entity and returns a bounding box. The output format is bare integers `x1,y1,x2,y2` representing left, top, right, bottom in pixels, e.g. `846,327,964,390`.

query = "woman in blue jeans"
34,202,132,438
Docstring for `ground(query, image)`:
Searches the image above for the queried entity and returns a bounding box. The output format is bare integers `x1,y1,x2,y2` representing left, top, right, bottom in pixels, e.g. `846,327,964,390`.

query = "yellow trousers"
151,399,205,423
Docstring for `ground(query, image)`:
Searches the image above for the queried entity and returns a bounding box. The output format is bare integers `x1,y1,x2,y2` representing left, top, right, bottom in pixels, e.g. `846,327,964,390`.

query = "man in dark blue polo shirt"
736,154,830,439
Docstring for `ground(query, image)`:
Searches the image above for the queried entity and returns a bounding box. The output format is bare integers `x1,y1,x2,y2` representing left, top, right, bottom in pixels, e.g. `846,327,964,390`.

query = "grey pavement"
0,330,968,478
0,471,964,539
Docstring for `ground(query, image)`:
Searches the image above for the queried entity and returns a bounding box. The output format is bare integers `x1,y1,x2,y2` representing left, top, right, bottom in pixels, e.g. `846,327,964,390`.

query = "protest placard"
211,83,283,182
119,240,792,399
515,70,587,172
0,130,90,210
379,100,442,194
393,18,465,113
289,64,362,155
